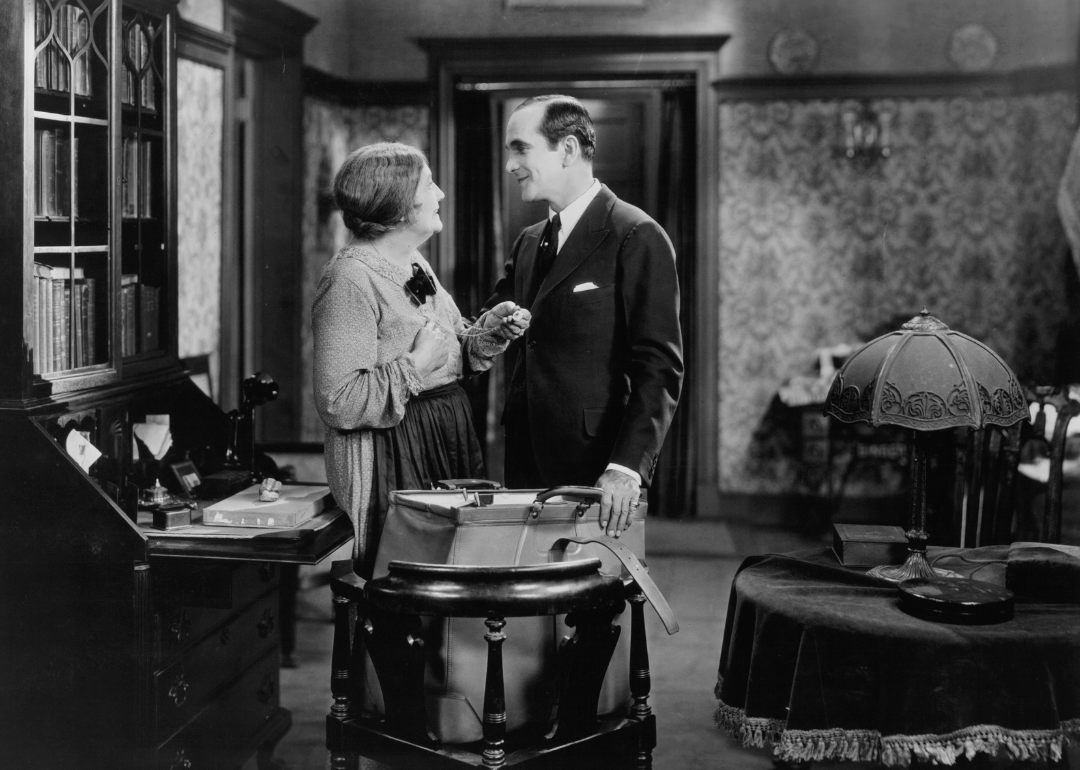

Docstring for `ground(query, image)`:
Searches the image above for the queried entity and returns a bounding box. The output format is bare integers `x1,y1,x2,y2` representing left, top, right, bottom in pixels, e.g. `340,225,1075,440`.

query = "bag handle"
531,486,603,518
549,536,679,635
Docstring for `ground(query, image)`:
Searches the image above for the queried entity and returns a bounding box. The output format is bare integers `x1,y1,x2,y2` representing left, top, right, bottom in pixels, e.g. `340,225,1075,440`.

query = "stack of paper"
203,484,332,528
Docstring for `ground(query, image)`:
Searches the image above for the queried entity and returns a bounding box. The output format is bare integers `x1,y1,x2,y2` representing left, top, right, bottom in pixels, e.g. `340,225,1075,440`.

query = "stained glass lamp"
823,310,1027,582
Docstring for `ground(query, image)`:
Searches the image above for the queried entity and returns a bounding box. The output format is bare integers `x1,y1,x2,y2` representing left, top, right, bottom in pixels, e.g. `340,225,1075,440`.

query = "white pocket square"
573,282,599,293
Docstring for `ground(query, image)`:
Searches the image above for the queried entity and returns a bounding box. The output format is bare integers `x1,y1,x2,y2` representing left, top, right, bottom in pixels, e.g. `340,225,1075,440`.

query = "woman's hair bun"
334,142,428,240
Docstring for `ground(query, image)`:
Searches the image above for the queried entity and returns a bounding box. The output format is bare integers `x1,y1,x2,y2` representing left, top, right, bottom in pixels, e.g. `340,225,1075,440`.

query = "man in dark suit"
488,94,683,536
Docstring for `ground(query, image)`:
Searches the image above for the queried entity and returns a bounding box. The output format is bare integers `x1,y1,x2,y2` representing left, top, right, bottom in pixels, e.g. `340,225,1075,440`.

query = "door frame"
422,36,727,514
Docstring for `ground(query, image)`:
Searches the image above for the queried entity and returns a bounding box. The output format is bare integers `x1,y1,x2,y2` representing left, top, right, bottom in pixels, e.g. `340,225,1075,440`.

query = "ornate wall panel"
718,92,1077,494
299,98,430,440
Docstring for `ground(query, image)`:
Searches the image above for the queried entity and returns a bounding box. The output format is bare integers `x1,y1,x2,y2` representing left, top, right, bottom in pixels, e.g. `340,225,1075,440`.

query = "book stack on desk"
203,484,332,528
831,523,908,567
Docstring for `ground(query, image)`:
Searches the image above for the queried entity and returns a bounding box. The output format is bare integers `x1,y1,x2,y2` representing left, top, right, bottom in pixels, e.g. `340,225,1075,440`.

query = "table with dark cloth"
714,546,1080,766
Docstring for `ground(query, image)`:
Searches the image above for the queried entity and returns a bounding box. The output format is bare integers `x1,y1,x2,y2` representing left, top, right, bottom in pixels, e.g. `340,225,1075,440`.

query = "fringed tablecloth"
714,547,1080,767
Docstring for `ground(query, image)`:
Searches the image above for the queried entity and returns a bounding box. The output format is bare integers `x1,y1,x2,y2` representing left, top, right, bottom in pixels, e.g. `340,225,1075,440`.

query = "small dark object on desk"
199,468,252,498
152,504,192,530
832,523,908,567
898,576,1014,624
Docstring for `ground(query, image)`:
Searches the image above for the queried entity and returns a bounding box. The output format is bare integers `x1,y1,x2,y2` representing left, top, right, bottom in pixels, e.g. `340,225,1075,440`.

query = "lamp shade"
824,310,1027,432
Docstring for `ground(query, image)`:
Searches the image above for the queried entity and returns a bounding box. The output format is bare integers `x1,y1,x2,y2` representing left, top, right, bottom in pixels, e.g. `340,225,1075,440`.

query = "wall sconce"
839,102,892,167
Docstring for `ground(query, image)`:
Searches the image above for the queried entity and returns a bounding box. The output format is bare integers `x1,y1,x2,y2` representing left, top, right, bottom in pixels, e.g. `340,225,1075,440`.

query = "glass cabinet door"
32,0,113,377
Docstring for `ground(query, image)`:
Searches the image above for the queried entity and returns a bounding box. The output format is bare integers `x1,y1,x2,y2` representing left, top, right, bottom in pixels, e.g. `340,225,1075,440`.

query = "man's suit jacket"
490,184,683,487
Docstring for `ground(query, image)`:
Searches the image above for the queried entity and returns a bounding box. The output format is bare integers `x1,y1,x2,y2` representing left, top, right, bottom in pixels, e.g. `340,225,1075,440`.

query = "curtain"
649,87,697,519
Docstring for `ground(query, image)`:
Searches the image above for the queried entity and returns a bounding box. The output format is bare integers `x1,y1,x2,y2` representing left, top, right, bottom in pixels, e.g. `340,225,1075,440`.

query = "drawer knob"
257,609,276,638
168,747,192,770
170,609,191,643
168,670,189,708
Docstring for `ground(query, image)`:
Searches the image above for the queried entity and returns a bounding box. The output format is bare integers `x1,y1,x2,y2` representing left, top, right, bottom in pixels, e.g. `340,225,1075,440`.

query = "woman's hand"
408,321,448,379
485,301,531,341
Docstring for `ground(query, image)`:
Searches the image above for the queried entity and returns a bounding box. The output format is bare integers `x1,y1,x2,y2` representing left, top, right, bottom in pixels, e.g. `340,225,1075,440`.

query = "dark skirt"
359,381,484,577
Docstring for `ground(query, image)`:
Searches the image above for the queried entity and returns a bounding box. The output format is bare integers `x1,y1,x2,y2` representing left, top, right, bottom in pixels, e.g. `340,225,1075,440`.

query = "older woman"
313,142,528,577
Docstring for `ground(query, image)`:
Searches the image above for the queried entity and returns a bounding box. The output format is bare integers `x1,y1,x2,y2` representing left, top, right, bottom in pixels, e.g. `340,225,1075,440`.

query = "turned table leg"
482,616,508,768
628,590,655,769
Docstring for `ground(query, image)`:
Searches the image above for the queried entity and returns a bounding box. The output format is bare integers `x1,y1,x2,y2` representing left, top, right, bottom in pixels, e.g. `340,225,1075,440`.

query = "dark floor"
241,518,832,770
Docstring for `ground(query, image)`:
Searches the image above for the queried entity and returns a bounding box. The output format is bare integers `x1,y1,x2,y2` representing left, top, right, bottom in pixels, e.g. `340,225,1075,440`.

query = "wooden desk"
139,512,353,769
715,547,1080,766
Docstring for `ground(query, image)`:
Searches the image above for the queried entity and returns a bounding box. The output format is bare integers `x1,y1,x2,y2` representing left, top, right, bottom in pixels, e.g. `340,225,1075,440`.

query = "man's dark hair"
515,94,596,161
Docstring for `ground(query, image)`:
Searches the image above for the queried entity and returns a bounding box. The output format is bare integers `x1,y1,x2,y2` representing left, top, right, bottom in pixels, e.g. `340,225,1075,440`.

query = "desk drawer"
155,591,279,737
154,649,281,770
156,561,279,662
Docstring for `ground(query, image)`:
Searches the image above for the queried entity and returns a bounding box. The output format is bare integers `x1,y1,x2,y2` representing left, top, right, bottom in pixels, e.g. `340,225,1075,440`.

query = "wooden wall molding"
227,0,316,58
713,65,1078,101
177,18,235,67
302,68,432,106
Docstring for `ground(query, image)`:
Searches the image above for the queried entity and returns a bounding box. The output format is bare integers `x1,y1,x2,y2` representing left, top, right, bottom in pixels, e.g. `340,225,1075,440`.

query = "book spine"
34,0,47,88
72,137,78,220
34,130,43,216
62,282,70,370
37,271,47,374
31,272,40,375
56,131,69,218
73,279,84,367
42,267,53,373
85,277,96,365
51,277,63,370
73,8,90,97
140,140,152,217
42,129,56,217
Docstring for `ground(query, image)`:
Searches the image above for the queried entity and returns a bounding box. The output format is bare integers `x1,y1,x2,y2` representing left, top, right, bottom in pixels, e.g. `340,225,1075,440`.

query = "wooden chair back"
1022,386,1080,544
951,423,1024,548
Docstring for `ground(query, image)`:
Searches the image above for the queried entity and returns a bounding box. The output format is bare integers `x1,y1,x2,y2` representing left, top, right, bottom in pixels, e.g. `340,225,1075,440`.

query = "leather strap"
549,536,679,635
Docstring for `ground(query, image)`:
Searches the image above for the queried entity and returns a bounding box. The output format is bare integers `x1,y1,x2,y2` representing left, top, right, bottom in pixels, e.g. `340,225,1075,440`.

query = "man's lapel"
519,228,544,308
534,186,614,307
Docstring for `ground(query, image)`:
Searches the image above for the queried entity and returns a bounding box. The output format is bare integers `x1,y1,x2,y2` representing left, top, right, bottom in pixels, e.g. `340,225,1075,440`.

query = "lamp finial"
902,308,949,332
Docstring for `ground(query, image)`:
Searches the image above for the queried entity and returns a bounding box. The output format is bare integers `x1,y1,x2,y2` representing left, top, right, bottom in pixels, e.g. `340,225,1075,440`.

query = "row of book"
122,22,157,111
121,137,153,219
34,1,92,97
33,268,162,374
33,263,97,374
121,275,160,357
35,128,78,219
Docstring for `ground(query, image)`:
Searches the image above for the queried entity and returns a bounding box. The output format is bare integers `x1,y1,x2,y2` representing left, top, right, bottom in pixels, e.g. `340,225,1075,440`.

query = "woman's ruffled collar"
341,245,428,287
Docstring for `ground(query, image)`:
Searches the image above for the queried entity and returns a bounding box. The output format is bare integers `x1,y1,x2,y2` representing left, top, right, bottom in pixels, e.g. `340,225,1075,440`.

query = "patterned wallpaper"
718,92,1078,494
299,99,430,440
177,58,223,399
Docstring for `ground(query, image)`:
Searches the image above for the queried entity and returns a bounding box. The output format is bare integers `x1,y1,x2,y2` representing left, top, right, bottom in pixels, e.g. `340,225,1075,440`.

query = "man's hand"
597,469,640,538
484,301,531,341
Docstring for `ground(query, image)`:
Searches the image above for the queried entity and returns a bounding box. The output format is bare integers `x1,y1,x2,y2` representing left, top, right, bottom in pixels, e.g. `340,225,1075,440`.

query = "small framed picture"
170,460,202,495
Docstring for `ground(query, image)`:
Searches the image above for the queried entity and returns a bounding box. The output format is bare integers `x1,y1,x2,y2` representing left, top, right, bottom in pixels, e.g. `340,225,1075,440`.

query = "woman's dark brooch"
405,263,437,305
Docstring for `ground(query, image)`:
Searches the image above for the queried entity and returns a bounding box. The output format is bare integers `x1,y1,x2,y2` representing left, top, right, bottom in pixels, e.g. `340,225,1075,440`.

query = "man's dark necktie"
536,213,561,278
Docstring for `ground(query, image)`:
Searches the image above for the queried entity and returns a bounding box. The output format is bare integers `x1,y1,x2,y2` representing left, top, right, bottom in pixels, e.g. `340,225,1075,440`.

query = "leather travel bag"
362,486,676,744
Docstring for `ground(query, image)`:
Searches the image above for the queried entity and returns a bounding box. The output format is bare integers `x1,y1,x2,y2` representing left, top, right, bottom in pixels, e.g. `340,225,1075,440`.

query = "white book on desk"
203,484,332,528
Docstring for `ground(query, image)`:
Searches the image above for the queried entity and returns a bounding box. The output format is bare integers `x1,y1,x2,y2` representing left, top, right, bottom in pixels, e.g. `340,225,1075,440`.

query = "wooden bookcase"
2,0,178,400
0,2,350,768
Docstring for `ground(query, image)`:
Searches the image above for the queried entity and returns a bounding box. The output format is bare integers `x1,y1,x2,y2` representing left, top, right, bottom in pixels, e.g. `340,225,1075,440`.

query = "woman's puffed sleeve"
313,272,422,431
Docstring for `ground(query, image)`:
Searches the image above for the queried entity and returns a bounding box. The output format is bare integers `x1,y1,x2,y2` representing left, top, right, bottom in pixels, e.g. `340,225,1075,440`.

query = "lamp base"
866,548,960,583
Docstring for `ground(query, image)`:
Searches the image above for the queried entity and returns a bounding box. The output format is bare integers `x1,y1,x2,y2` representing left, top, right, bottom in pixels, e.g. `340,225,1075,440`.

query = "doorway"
425,35,725,516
